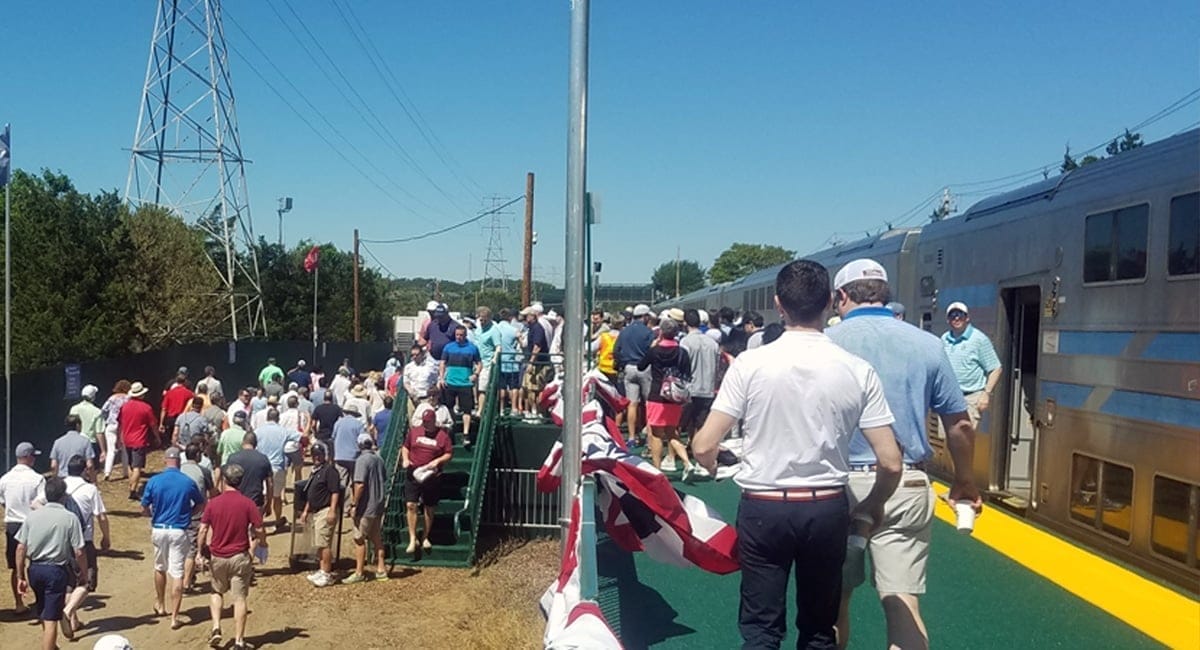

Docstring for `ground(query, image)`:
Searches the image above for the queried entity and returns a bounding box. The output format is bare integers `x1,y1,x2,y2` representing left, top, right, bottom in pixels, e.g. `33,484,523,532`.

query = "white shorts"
478,364,493,394
151,527,189,579
846,468,934,595
272,469,287,497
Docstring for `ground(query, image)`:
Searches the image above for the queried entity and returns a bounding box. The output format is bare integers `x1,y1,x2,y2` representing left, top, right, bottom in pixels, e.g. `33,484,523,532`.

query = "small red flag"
303,245,320,273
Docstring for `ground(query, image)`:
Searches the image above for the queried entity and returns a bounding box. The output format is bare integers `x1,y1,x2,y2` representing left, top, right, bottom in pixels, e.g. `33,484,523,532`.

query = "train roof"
925,128,1200,238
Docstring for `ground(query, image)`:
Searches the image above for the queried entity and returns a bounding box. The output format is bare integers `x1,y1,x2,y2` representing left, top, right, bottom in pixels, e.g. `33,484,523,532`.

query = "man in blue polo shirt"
472,306,503,414
827,259,981,649
440,325,482,445
941,301,1003,431
614,304,655,444
141,446,204,629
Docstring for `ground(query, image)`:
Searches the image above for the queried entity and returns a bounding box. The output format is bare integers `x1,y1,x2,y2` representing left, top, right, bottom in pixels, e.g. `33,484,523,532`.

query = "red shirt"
201,490,263,558
162,385,195,417
119,398,158,449
404,427,452,468
386,372,401,397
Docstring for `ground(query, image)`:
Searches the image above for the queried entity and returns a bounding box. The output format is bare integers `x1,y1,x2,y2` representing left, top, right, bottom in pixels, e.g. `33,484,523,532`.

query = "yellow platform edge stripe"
931,483,1200,650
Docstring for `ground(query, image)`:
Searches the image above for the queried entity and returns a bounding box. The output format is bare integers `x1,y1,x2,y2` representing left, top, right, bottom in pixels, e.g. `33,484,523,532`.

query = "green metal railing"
451,350,503,562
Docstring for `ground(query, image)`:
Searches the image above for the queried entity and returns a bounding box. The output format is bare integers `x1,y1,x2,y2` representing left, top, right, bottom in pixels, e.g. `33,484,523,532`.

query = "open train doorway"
1000,286,1041,507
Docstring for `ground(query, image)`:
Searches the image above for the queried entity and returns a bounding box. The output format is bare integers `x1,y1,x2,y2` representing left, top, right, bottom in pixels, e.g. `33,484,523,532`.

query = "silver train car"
661,129,1200,589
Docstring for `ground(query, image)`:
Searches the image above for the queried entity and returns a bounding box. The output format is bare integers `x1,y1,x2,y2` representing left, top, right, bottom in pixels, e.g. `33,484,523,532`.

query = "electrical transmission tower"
124,0,266,340
481,195,511,291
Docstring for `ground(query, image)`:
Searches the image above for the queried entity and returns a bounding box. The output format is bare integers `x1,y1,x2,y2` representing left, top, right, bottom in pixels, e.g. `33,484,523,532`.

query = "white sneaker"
406,540,417,554
680,465,693,484
661,457,677,472
422,538,432,551
305,571,322,584
313,571,333,587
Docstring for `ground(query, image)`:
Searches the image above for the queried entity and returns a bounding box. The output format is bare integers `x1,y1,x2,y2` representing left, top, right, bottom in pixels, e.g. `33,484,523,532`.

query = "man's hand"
17,578,28,596
402,458,412,469
977,392,990,412
851,499,886,534
325,509,336,527
98,452,107,465
946,480,983,515
100,536,111,551
300,510,310,525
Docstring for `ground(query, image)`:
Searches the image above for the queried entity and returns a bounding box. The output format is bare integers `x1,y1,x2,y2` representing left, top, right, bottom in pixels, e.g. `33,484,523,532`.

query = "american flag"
537,372,739,575
540,491,623,649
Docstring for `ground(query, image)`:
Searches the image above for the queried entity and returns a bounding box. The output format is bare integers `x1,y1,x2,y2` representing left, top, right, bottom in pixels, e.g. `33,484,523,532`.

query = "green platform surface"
598,477,1162,649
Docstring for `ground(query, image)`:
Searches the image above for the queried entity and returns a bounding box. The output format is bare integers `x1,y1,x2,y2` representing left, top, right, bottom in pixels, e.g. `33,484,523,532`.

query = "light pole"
277,197,293,247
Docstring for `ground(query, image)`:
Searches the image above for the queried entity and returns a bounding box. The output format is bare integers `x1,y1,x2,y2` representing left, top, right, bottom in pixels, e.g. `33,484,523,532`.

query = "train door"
1001,286,1041,503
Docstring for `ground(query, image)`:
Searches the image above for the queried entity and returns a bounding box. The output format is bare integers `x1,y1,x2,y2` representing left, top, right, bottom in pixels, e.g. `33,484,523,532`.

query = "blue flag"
0,125,9,187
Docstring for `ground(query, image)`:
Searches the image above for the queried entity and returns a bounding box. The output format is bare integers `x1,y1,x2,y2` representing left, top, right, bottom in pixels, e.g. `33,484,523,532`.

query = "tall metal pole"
561,0,589,542
522,172,535,307
312,264,319,364
353,229,361,343
4,149,10,472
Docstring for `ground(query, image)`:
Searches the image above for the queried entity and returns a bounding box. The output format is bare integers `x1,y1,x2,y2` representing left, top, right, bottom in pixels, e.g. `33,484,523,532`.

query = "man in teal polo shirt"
941,301,1003,431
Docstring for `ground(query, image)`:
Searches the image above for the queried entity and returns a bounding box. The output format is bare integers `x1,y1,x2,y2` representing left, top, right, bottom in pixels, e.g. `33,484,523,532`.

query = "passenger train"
660,129,1200,590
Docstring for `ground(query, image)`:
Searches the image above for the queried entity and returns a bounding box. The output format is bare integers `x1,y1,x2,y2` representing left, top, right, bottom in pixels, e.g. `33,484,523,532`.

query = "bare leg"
881,593,928,650
353,537,366,576
648,426,665,469
170,576,183,625
373,533,387,574
406,504,419,545
154,570,166,613
183,556,196,592
129,467,142,495
209,592,223,634
462,414,472,444
232,596,248,644
10,569,25,611
63,586,88,627
319,547,332,575
40,619,58,650
836,592,852,649
272,497,284,525
667,429,692,469
626,401,640,441
423,506,435,542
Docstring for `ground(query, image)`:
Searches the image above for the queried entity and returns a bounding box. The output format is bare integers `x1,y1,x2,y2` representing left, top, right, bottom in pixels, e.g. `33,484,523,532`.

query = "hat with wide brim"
128,381,149,398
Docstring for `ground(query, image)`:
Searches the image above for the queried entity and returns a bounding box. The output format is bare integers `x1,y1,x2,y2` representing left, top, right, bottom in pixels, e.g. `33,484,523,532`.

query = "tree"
708,243,796,284
651,260,706,298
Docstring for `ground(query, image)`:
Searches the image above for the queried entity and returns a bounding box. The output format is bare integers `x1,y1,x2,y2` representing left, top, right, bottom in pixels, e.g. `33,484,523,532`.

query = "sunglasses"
947,311,967,320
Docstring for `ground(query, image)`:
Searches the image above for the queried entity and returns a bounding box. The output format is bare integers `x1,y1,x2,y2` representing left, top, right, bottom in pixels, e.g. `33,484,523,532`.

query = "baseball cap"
632,304,651,317
667,308,685,323
15,442,40,458
232,410,248,424
946,301,969,316
164,446,182,460
310,441,328,457
356,433,374,448
531,303,545,314
833,259,888,290
297,359,306,367
81,384,98,399
421,409,437,423
93,634,134,650
426,300,439,311
433,303,448,316
887,302,906,317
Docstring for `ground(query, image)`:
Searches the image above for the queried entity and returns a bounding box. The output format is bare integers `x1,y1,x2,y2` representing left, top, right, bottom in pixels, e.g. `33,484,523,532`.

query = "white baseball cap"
833,258,888,290
632,304,651,316
426,300,439,311
946,301,970,316
81,384,98,399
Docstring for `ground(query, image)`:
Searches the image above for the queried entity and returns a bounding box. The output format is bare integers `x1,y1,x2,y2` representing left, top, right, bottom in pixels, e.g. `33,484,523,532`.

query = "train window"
1151,475,1197,566
1101,462,1134,541
1070,453,1134,542
1084,203,1149,283
1168,192,1199,276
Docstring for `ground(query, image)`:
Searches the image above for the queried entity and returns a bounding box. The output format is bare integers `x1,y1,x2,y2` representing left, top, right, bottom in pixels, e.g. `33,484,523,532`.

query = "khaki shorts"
478,364,492,394
352,515,382,542
964,390,987,432
846,468,934,595
312,507,335,549
272,469,287,498
210,552,253,599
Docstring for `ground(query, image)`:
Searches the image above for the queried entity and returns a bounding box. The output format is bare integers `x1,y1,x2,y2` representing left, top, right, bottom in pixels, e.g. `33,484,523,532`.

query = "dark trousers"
737,493,849,650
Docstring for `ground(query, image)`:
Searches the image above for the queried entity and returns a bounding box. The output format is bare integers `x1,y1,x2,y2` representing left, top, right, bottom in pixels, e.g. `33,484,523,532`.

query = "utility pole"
353,228,361,342
675,246,681,298
522,172,535,307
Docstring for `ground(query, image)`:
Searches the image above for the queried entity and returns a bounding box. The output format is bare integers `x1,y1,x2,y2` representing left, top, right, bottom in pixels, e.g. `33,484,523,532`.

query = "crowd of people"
0,268,1006,648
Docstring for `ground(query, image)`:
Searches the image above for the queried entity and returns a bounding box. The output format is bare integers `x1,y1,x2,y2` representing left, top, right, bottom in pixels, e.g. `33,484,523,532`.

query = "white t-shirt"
0,464,46,524
711,330,894,490
65,476,106,542
409,403,454,429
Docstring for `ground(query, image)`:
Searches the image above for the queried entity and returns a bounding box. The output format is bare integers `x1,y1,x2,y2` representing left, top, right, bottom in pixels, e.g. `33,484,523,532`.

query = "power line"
361,195,524,244
224,11,432,217
358,241,399,279
269,0,475,217
330,0,486,198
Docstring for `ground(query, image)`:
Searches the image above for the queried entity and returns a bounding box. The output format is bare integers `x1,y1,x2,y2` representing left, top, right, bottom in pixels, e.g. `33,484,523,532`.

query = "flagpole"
4,124,10,471
312,263,319,364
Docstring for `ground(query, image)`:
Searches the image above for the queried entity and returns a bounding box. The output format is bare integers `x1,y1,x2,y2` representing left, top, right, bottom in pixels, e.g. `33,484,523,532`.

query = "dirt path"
0,459,556,649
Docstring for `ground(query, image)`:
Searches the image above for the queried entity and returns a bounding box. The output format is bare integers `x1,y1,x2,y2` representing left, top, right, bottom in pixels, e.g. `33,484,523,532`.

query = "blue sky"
5,2,1199,285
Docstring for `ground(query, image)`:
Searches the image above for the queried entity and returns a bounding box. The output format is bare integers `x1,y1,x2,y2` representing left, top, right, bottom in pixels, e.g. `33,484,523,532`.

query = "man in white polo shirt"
0,442,46,614
693,259,902,650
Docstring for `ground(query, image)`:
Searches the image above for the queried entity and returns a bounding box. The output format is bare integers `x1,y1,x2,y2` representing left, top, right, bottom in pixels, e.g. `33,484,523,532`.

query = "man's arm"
401,446,411,468
854,425,903,531
693,411,737,476
327,490,340,525
74,545,89,586
940,411,982,511
262,474,273,517
195,522,210,561
438,359,447,387
352,482,365,508
15,542,28,595
96,513,111,551
978,367,1003,412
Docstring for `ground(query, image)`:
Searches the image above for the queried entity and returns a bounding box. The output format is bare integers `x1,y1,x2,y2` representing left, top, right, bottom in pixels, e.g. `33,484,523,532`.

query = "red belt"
742,487,845,502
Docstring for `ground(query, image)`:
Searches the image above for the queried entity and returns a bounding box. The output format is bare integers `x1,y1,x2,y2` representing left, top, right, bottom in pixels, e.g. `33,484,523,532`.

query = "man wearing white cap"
827,258,981,649
70,385,105,468
942,301,1003,431
1,442,46,614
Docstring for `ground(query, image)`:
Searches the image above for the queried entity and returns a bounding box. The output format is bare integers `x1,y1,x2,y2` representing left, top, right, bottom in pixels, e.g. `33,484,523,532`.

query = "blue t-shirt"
941,324,1003,393
332,415,365,463
372,409,393,450
474,323,502,368
253,422,294,472
495,320,521,373
827,306,968,465
524,321,549,361
615,321,654,367
441,340,481,387
426,318,459,360
142,467,204,529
